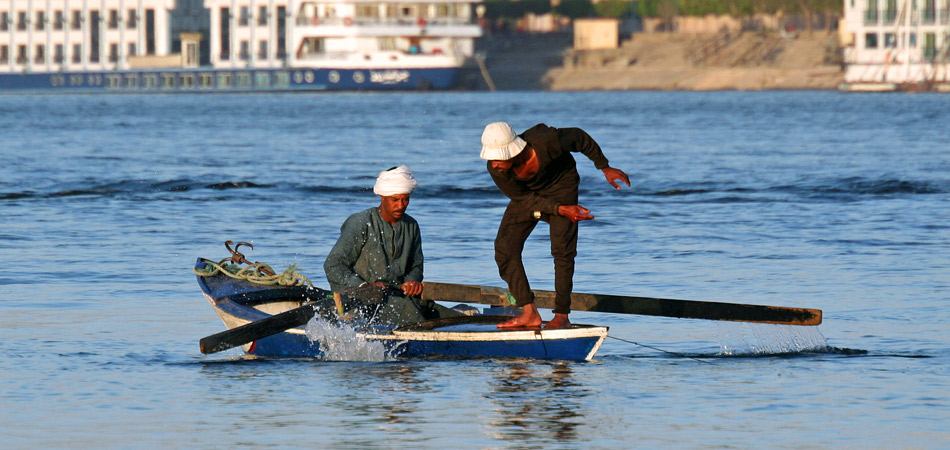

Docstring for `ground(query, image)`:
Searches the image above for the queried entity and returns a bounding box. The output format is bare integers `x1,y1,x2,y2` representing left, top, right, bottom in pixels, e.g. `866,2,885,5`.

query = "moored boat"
0,0,482,93
195,258,609,362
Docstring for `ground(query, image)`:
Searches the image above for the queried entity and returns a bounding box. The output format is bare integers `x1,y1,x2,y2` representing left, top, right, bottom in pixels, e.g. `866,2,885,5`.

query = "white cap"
373,165,418,196
480,122,527,161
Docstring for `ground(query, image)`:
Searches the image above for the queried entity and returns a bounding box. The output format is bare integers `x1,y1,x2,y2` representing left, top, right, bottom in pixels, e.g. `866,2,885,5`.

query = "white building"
0,0,181,73
841,0,950,90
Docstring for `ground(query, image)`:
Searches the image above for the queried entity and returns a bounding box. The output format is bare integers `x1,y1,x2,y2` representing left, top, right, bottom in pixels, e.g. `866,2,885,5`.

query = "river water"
1,91,948,449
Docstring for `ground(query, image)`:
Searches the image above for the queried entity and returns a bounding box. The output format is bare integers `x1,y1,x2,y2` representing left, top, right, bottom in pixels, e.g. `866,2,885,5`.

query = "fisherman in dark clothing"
480,122,630,329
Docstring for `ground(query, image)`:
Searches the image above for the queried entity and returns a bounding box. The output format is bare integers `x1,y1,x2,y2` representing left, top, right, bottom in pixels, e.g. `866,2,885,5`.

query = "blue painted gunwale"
196,259,609,361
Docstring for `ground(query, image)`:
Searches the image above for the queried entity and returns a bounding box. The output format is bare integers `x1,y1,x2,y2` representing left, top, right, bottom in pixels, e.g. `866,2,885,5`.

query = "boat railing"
294,15,472,27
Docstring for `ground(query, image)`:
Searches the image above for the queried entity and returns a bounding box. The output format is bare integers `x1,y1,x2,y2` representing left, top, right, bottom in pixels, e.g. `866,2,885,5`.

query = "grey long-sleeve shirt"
323,207,423,293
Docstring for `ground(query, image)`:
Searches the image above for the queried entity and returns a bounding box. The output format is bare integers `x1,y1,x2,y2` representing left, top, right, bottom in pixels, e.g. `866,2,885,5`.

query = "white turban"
373,165,418,196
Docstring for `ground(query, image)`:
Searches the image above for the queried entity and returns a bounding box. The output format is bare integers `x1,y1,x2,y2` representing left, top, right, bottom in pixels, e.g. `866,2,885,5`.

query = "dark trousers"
494,203,578,315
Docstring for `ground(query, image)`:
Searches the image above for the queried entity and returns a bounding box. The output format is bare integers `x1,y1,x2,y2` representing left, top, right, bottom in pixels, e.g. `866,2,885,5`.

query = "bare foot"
497,304,542,329
543,313,571,329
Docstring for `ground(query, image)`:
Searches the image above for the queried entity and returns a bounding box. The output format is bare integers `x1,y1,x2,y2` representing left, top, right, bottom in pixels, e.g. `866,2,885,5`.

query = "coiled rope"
194,258,313,287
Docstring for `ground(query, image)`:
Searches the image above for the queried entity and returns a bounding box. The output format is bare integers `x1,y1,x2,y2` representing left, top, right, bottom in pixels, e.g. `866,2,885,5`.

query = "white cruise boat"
840,0,950,92
0,0,483,92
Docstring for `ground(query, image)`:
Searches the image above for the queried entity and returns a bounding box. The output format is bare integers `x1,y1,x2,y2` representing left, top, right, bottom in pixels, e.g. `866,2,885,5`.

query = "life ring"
343,16,353,26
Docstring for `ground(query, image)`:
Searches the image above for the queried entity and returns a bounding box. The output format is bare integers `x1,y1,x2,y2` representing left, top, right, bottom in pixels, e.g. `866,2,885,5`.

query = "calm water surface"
1,91,948,449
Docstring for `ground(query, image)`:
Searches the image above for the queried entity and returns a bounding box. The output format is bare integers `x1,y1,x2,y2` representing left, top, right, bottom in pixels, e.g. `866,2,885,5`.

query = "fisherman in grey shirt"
324,165,459,327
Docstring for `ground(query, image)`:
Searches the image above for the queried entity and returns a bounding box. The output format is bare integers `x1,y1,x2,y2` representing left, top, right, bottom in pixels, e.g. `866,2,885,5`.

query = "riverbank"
477,31,843,91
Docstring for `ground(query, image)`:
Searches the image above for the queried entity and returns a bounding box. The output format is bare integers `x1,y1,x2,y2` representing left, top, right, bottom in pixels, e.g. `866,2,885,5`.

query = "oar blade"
422,282,822,326
199,303,317,354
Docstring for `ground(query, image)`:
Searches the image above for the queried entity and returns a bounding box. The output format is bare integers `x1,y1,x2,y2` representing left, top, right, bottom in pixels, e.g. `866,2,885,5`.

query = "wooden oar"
421,282,822,326
199,303,317,354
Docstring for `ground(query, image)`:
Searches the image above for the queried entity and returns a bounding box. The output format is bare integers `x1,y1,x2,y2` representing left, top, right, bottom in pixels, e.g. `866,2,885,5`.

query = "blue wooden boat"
196,258,609,362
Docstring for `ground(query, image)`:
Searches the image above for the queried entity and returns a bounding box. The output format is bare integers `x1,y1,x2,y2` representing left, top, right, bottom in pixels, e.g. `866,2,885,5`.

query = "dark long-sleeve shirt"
324,207,423,293
487,124,610,213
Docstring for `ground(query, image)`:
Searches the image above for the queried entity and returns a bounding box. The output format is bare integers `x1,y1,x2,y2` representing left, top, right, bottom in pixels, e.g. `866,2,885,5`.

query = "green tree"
594,0,633,18
556,0,595,18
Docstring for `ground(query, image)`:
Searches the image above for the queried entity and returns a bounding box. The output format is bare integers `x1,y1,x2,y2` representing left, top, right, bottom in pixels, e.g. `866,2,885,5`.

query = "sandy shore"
478,31,844,91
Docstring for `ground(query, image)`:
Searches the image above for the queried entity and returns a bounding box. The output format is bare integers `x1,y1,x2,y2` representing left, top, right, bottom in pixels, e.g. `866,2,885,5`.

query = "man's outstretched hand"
558,205,594,222
603,167,631,190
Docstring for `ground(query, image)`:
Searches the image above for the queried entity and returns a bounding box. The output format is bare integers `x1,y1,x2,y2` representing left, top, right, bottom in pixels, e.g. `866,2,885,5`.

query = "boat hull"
196,259,608,361
0,66,462,93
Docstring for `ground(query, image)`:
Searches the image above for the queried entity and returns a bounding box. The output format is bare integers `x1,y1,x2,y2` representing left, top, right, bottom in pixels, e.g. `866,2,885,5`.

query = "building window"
55,11,65,30
240,41,249,60
17,11,27,31
258,41,268,59
909,33,917,47
35,45,45,63
240,7,249,26
73,44,82,63
109,43,119,62
55,44,64,63
128,43,136,57
0,45,8,64
865,32,879,48
127,9,137,28
109,10,119,29
258,6,267,25
0,12,8,32
17,45,27,64
72,10,82,30
36,11,46,31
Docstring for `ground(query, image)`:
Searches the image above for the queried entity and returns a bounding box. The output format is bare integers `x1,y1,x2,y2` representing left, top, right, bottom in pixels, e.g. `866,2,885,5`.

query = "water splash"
304,318,399,362
716,322,830,356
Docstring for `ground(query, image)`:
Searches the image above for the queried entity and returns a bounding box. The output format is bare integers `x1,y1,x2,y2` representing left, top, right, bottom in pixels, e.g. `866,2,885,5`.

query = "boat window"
240,41,250,60
143,74,159,89
258,41,268,60
106,74,121,89
884,33,896,48
865,33,878,49
274,71,290,87
124,74,138,89
255,72,271,87
218,73,232,88
200,73,214,88
237,72,252,87
356,5,379,18
161,73,176,89
180,74,195,88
